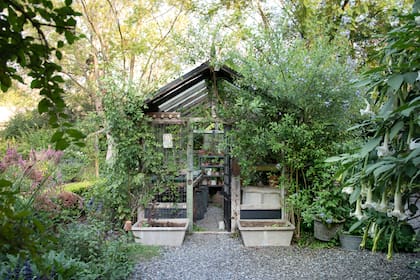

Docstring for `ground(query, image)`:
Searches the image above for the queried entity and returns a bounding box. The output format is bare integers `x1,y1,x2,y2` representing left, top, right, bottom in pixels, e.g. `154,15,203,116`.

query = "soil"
148,221,186,227
240,221,288,227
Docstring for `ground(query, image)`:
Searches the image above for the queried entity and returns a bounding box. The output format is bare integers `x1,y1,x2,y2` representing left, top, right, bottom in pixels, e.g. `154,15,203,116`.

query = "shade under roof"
145,62,237,114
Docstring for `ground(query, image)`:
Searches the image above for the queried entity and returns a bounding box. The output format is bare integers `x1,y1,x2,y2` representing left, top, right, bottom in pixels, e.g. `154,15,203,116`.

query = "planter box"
242,186,281,208
314,219,344,241
238,219,295,247
131,218,188,246
339,233,362,250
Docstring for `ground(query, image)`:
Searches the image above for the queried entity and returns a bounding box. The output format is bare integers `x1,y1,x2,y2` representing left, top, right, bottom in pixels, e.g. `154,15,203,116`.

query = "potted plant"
303,187,349,241
339,217,364,250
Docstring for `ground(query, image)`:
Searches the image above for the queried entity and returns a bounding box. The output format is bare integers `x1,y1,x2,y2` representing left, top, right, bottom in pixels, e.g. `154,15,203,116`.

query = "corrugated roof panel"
164,88,208,112
144,62,238,113
158,80,208,112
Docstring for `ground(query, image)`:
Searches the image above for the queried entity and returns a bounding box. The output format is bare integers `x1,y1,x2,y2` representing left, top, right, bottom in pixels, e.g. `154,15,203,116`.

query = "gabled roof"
145,62,237,113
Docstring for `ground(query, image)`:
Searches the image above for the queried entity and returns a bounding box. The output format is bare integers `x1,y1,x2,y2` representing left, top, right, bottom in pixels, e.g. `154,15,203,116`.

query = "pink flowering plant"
0,147,63,193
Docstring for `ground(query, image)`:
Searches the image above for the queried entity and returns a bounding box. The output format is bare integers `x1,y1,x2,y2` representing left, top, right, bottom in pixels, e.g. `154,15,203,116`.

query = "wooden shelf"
199,155,225,188
203,175,223,178
199,155,224,159
202,165,223,168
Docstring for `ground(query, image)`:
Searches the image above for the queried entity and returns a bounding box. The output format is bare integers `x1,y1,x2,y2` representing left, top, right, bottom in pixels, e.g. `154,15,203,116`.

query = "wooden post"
137,207,145,223
231,176,241,232
231,158,241,232
281,166,287,221
186,122,194,232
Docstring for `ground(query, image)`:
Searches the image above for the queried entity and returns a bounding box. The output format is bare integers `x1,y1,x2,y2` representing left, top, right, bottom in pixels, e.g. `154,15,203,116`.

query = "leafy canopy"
0,0,83,150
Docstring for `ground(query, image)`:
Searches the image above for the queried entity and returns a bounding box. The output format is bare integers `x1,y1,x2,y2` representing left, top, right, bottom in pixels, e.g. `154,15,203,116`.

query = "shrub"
59,149,89,183
0,251,90,280
59,221,136,279
62,179,102,196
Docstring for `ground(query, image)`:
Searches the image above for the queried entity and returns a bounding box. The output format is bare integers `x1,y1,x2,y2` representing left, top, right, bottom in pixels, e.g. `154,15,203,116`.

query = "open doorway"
192,129,231,232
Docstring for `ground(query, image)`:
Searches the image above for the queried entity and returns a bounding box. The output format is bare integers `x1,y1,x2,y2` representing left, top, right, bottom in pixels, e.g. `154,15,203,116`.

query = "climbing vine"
99,76,174,222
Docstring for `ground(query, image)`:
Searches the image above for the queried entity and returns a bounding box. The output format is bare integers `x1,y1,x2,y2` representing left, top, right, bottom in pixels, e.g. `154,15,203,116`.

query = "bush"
1,110,49,140
0,251,90,280
58,221,136,279
62,179,102,196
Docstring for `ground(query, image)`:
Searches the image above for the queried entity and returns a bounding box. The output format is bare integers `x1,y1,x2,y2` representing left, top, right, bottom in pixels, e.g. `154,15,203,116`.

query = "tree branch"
7,0,50,53
106,0,126,70
140,5,183,83
79,0,108,62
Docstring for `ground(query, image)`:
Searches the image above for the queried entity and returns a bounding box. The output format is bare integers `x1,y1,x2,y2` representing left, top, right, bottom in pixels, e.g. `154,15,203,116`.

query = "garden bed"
238,219,295,247
132,218,189,246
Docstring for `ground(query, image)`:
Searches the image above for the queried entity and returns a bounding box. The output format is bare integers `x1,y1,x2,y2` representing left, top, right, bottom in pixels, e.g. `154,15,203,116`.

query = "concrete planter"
131,218,188,246
242,186,281,209
339,233,362,250
238,219,295,247
313,218,345,241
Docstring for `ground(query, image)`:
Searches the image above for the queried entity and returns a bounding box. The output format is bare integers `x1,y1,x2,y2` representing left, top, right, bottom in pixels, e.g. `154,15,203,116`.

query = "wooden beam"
188,117,225,123
193,129,224,134
147,112,186,125
150,119,186,125
231,176,241,232
186,122,194,232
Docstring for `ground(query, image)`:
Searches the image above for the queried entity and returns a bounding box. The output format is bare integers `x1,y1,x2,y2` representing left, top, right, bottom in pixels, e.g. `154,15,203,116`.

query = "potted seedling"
307,188,349,241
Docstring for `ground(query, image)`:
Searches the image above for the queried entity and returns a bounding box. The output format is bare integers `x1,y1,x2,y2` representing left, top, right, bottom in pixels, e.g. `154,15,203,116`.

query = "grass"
61,179,105,193
127,243,161,261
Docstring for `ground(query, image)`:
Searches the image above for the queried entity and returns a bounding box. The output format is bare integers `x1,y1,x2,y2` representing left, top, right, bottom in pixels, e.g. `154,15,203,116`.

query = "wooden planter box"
238,219,295,247
131,218,189,246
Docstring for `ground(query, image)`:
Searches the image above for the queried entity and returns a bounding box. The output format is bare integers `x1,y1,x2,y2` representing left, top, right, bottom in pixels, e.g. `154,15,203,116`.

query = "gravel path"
195,204,224,231
131,233,419,280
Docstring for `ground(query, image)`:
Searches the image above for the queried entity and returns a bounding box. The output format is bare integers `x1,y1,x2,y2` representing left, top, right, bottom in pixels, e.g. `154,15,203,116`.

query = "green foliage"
98,76,177,222
1,109,49,139
0,251,89,280
296,231,338,249
356,209,418,254
223,36,360,184
301,186,350,226
331,1,420,259
282,0,412,63
59,221,136,279
221,28,361,238
0,110,56,156
0,182,54,259
62,179,102,195
126,243,160,261
0,148,66,264
0,0,84,149
59,148,90,182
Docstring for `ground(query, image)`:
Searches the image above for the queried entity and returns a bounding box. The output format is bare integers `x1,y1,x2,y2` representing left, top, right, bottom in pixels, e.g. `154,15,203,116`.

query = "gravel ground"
195,204,224,231
131,233,419,280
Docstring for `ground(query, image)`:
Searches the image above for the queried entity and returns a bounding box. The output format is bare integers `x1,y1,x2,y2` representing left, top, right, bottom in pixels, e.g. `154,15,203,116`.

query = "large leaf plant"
331,1,420,259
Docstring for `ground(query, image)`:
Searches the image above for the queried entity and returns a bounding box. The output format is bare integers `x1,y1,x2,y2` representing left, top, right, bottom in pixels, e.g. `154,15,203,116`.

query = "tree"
279,0,413,65
0,0,84,150
58,0,192,173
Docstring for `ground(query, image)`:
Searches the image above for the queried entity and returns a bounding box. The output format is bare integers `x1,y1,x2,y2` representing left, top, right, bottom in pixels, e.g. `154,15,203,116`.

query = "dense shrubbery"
0,149,145,279
221,34,362,236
